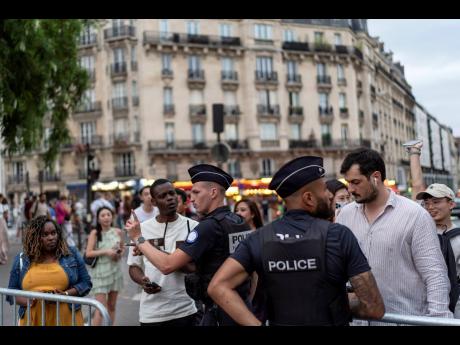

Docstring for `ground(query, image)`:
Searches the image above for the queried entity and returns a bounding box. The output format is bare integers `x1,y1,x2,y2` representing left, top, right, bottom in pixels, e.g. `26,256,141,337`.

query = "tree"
0,19,91,168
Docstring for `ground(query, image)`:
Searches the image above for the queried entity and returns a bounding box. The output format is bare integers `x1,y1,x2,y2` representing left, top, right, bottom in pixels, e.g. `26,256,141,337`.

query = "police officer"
125,164,252,325
207,156,385,326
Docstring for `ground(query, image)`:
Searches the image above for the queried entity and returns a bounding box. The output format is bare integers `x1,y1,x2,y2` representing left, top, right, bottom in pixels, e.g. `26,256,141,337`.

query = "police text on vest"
267,259,318,272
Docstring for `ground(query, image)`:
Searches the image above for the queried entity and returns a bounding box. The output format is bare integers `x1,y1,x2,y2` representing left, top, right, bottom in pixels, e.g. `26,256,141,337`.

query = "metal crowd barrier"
0,288,111,326
356,312,460,326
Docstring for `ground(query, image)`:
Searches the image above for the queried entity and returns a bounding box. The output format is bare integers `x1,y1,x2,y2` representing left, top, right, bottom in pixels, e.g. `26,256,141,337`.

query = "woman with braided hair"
7,216,92,326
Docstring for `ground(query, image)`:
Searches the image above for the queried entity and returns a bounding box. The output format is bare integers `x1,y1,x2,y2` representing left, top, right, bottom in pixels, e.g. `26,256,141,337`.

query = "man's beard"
312,197,334,220
355,184,378,204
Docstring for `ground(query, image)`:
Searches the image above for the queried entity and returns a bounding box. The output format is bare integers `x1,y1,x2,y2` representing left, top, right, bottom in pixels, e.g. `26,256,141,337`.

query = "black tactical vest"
260,218,351,326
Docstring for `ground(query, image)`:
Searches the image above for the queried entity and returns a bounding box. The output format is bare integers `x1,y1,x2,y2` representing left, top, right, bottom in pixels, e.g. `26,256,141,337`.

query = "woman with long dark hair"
85,206,124,326
7,216,92,326
234,199,263,230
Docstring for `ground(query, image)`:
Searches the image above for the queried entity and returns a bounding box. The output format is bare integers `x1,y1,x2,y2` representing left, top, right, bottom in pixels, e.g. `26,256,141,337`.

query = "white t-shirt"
134,205,158,223
127,214,198,323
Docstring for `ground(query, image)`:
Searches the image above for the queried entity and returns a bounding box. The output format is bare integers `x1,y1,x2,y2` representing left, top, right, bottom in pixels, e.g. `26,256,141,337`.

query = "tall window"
220,23,232,37
261,158,274,177
131,46,137,63
112,82,126,99
254,24,272,40
256,56,273,75
187,20,199,35
118,153,134,175
289,92,300,107
114,118,128,137
188,55,201,71
337,64,345,80
80,122,96,144
341,124,349,143
321,124,332,145
81,89,95,108
163,87,173,105
161,53,172,72
334,33,342,45
314,31,324,42
112,19,123,29
192,123,205,144
260,123,277,140
221,57,234,72
113,47,125,64
80,55,94,72
165,123,175,145
339,93,347,109
159,19,169,40
227,160,241,178
317,63,326,76
319,92,329,109
286,60,297,79
290,124,301,140
283,29,295,42
224,123,238,141
13,161,24,179
80,25,94,44
258,90,277,107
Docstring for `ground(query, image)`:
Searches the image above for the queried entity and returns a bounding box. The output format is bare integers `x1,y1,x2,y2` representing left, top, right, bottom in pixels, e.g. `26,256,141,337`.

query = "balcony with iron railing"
339,107,349,119
8,175,25,184
143,31,241,49
257,104,280,119
286,74,302,89
226,139,249,150
337,77,347,86
288,106,304,123
148,140,211,153
162,68,173,78
189,104,207,122
79,135,103,146
74,101,102,115
43,172,61,182
221,71,239,90
114,166,136,177
110,62,127,78
79,33,97,48
282,41,310,52
188,69,205,89
319,106,334,124
255,71,278,85
112,133,131,146
260,139,280,148
104,25,136,41
317,75,332,89
163,104,175,116
223,105,241,123
111,97,129,110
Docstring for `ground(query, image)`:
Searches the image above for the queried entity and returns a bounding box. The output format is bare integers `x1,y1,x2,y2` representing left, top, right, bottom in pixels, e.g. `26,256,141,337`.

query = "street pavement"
0,227,141,326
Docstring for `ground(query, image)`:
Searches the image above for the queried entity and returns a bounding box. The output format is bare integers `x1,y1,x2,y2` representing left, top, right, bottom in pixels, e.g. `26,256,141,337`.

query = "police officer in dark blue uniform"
126,164,252,326
207,156,385,326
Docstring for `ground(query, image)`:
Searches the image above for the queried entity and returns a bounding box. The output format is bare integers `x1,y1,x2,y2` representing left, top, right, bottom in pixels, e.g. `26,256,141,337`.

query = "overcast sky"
368,19,460,136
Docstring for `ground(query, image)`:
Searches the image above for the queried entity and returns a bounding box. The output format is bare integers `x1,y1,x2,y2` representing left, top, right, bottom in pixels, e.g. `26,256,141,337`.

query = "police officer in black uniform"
207,156,385,326
126,164,252,326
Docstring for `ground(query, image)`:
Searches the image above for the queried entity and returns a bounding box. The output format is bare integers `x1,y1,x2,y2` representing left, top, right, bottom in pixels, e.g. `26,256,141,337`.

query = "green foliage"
0,19,91,168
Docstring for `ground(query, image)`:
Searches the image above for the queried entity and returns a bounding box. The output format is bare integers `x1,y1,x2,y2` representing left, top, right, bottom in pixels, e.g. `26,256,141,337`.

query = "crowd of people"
2,140,460,326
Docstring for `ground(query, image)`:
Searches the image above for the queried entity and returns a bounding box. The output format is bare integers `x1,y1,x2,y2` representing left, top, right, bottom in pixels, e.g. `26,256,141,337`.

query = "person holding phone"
127,179,199,326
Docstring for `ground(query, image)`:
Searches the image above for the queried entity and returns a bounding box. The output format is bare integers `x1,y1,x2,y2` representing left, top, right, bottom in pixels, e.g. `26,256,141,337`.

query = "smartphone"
402,139,422,147
145,281,161,289
335,203,342,209
124,242,137,246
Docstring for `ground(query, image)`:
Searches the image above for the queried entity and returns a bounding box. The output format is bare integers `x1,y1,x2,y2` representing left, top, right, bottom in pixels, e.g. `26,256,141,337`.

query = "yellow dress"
19,262,84,326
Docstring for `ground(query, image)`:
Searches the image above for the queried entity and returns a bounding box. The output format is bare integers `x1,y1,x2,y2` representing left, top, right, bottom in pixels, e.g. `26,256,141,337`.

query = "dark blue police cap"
268,156,326,198
188,164,233,190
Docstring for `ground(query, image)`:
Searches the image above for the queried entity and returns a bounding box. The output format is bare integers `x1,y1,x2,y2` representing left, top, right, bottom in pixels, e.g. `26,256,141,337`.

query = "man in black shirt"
208,156,385,326
126,164,251,325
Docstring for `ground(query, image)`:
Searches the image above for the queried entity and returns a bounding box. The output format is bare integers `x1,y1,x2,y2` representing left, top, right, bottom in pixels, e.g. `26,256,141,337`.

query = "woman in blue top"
7,216,92,326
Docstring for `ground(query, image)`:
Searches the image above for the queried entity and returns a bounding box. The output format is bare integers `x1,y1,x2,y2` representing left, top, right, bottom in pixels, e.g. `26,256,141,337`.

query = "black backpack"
438,230,460,313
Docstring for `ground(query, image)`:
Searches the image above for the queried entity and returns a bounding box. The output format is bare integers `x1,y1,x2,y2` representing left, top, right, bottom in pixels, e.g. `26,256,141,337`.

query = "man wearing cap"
417,184,460,318
125,164,252,325
207,156,385,326
337,148,453,322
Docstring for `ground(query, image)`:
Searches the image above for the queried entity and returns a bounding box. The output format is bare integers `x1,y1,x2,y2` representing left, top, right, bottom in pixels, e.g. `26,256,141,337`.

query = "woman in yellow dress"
7,216,92,326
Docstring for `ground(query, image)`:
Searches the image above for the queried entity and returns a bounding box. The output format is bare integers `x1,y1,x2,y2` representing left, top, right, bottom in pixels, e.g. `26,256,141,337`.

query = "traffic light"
89,168,101,182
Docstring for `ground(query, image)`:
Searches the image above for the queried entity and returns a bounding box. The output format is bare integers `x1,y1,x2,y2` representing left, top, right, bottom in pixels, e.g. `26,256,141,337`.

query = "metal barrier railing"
0,288,111,326
356,312,460,326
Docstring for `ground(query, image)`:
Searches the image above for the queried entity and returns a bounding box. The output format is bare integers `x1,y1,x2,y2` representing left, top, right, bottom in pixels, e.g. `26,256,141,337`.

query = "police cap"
188,163,233,190
268,156,326,198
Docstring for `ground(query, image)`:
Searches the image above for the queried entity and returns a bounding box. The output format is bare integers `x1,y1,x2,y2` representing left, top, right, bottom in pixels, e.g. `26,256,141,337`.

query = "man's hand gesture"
125,210,142,241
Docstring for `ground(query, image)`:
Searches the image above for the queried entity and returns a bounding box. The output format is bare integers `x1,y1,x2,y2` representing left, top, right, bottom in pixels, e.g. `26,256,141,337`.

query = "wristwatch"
136,236,146,245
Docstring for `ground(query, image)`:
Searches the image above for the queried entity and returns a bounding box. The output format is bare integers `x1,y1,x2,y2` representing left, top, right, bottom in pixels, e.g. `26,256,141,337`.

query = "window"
339,93,347,109
80,25,94,44
131,46,137,63
321,124,332,145
290,124,301,140
260,123,277,140
256,56,273,74
160,19,169,40
254,24,272,40
288,92,300,107
341,124,349,142
113,47,125,64
224,91,237,106
112,19,123,29
163,87,173,105
188,55,201,71
161,53,172,72
80,55,95,71
286,60,297,78
314,31,324,42
319,93,329,109
114,118,128,137
334,33,342,45
227,160,241,178
261,158,274,177
117,153,134,175
165,123,175,144
283,29,295,42
13,161,24,180
192,123,205,144
112,82,126,98
337,64,345,80
187,20,199,35
224,123,238,141
317,63,326,76
221,57,234,72
166,161,177,180
258,90,277,107
80,121,96,144
132,80,138,98
220,23,232,37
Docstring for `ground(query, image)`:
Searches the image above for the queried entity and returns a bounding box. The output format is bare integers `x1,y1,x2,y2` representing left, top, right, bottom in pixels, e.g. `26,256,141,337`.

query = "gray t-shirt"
134,205,158,223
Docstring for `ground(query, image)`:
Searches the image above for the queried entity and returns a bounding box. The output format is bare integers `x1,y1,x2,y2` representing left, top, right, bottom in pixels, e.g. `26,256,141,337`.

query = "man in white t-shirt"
134,185,158,223
127,179,198,326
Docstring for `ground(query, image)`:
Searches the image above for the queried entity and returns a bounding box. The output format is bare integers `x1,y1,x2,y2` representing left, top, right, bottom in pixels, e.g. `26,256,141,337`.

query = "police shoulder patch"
186,229,198,244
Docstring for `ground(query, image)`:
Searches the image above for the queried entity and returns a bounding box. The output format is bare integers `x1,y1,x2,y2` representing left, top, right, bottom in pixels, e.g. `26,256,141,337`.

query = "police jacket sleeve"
179,220,218,262
230,232,259,274
336,225,371,278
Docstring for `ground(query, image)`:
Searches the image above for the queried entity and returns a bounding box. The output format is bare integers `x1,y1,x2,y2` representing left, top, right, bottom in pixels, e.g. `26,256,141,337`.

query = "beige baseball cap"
416,183,455,200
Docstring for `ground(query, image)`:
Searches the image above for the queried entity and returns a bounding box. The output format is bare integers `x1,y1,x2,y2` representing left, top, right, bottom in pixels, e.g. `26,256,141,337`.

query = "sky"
368,19,460,136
